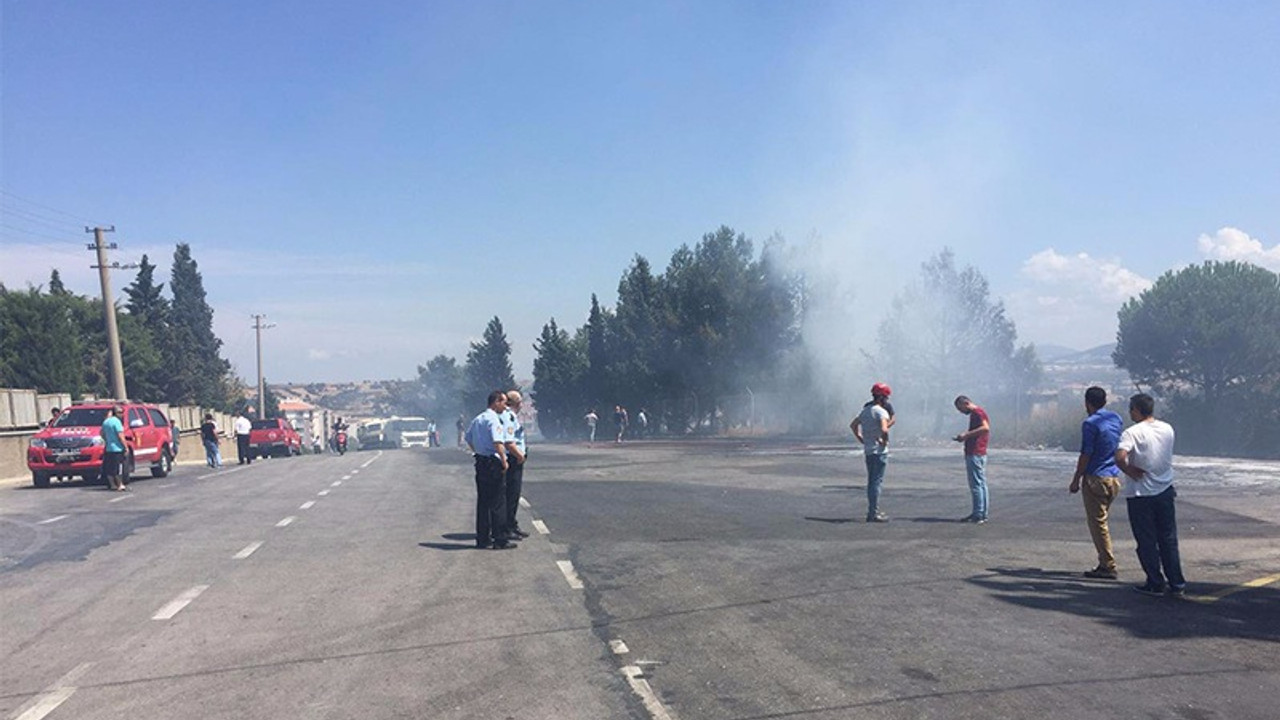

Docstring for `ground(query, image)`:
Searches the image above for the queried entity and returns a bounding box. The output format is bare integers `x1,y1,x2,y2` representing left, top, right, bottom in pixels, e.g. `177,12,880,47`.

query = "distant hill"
1034,343,1081,362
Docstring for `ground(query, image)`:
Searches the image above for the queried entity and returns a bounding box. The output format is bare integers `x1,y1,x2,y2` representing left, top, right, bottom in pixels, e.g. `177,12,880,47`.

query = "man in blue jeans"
953,396,991,524
852,383,893,522
1116,393,1187,597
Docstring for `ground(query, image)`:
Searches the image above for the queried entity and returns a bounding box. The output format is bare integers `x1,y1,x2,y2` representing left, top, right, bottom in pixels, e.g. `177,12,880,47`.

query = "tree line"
0,243,243,412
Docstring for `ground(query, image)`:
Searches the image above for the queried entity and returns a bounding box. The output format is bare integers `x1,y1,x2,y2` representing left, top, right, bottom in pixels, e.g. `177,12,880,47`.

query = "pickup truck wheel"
32,471,50,488
151,448,173,478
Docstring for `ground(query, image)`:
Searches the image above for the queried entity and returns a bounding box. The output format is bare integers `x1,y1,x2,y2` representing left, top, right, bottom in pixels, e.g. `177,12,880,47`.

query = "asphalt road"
1,441,1278,720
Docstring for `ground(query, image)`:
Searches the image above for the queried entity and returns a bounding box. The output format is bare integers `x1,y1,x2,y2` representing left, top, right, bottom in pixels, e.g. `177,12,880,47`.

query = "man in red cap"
851,383,895,522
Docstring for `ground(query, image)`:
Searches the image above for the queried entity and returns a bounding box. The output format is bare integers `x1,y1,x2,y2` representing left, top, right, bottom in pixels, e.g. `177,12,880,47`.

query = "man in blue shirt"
1069,386,1124,579
466,391,515,550
100,405,128,492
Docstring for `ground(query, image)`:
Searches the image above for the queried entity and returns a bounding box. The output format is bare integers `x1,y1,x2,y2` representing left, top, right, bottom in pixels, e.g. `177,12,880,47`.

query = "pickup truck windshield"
53,408,110,427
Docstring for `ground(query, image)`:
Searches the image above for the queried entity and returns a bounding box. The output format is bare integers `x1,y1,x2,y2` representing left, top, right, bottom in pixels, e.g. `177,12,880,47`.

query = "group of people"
465,390,530,550
850,382,1186,597
583,405,648,444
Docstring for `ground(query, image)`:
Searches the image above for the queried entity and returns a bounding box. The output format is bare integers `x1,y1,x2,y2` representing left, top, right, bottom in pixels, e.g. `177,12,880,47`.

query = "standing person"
100,405,128,491
455,414,466,448
200,413,223,469
851,383,893,522
466,391,515,550
1116,393,1186,597
585,408,598,443
613,405,626,443
427,419,438,447
234,408,253,465
636,407,649,438
503,390,530,539
952,396,991,524
1070,387,1124,579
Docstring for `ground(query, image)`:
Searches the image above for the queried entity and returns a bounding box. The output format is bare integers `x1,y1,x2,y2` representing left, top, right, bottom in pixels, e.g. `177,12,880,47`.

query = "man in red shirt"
953,395,990,524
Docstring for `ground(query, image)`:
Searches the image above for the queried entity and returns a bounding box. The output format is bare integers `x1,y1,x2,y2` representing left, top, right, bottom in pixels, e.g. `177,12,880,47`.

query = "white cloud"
1008,249,1152,351
1196,227,1280,271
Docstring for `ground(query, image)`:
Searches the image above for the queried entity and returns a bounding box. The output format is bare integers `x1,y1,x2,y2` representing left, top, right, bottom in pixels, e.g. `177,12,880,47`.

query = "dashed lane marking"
360,451,381,468
556,560,585,590
610,639,630,655
532,520,550,535
11,662,92,720
331,481,342,487
152,585,209,620
351,469,360,475
157,483,175,488
37,515,68,525
300,501,315,510
276,516,296,528
341,475,352,481
1187,572,1280,604
108,495,130,503
233,542,264,560
318,490,331,496
622,665,677,720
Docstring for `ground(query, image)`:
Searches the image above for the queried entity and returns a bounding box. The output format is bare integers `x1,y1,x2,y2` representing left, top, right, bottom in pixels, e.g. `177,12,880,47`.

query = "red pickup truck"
248,417,302,459
27,401,177,487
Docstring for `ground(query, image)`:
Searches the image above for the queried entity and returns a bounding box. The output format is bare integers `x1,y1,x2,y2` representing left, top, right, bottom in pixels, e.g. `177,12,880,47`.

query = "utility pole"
252,314,276,419
87,227,136,401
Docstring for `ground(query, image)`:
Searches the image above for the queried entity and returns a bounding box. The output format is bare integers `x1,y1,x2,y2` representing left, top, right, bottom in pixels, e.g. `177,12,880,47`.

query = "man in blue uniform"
466,391,515,550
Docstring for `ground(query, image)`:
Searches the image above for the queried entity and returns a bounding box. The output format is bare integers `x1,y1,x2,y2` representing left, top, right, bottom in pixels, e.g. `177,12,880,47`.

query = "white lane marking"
108,495,130,503
12,662,92,720
610,639,630,655
157,483,175,488
360,451,381,468
331,480,342,487
621,665,677,720
317,490,331,497
519,497,531,509
556,560,585,590
37,515,68,525
276,516,296,527
350,469,360,475
152,585,209,620
233,542,264,560
532,519,550,535
341,475,352,481
197,465,248,480
299,501,315,510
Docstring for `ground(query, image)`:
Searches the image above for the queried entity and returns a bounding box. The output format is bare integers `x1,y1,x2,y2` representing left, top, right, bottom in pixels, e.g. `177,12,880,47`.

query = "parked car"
248,417,302,458
27,401,177,487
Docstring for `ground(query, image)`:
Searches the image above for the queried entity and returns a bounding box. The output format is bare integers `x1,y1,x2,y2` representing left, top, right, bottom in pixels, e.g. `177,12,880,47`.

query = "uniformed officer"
502,390,529,539
466,391,515,550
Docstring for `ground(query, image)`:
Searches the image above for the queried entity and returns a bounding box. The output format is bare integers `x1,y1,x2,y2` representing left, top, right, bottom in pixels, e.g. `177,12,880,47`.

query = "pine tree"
168,243,234,408
531,318,588,439
463,316,517,411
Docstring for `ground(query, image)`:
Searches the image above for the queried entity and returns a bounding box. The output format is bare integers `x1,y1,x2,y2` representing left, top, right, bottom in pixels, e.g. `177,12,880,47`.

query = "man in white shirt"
851,383,893,523
1116,393,1186,597
233,409,254,465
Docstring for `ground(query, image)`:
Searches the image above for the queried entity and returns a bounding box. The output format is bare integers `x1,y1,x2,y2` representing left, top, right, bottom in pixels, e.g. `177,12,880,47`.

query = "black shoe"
866,512,889,523
1134,582,1166,597
1168,584,1187,598
509,527,530,539
475,542,492,549
491,542,517,550
959,515,978,523
1083,566,1118,580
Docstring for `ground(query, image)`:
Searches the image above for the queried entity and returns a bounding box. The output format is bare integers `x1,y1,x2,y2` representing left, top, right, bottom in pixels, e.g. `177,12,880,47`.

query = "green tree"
168,243,234,408
463,317,517,411
873,249,1041,434
531,318,588,439
0,285,86,395
1115,260,1280,456
586,294,610,407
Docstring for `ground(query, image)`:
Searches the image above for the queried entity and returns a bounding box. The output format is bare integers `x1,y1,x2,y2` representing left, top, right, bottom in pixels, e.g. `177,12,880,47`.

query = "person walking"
851,383,893,522
234,409,253,465
466,391,516,550
636,408,649,437
502,390,530,539
953,395,991,523
1116,393,1187,597
1070,387,1124,579
455,414,466,448
585,409,598,443
200,413,223,469
100,405,128,491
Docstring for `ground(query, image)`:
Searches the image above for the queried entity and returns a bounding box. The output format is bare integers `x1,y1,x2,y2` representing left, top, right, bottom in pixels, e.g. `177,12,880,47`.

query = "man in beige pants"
1069,386,1125,579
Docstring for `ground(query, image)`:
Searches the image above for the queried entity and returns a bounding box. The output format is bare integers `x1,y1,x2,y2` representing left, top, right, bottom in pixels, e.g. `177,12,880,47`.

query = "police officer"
466,391,516,550
503,390,529,539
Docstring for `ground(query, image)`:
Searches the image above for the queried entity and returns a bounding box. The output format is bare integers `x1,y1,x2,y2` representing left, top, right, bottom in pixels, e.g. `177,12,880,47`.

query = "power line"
0,189,103,225
0,222,85,246
0,203,86,233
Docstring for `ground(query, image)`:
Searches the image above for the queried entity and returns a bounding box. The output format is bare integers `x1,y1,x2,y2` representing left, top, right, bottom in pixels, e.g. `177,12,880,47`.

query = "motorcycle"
335,429,348,455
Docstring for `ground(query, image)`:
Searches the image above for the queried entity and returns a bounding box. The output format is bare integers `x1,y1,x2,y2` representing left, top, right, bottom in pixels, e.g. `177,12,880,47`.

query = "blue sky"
3,1,1278,384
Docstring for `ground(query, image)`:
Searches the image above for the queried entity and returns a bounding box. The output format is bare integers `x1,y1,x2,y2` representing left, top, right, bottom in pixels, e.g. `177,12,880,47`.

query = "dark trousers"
505,460,524,530
236,434,252,464
474,455,508,545
1127,486,1186,588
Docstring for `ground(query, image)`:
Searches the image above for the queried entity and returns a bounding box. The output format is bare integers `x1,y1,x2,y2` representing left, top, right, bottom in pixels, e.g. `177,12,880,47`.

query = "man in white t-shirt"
234,409,254,465
851,383,893,523
1115,393,1187,597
